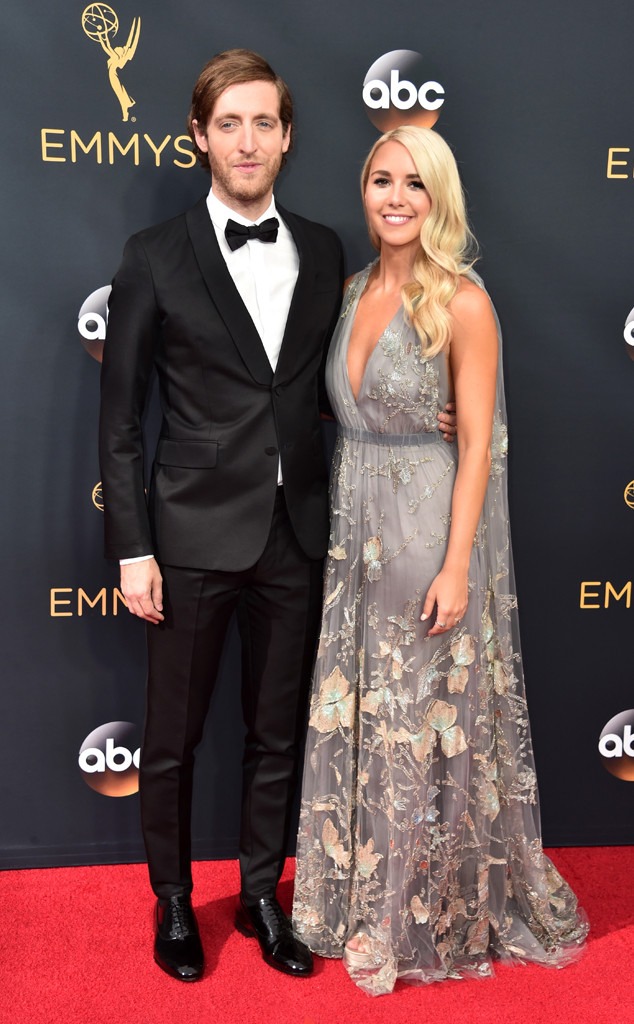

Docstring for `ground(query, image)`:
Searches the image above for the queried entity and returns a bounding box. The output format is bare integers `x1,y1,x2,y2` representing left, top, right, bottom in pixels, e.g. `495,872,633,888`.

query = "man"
100,48,343,982
100,48,456,983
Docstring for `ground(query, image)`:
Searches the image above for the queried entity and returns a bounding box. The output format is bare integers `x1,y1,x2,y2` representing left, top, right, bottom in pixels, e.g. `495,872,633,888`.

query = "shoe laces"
168,898,195,938
257,898,289,931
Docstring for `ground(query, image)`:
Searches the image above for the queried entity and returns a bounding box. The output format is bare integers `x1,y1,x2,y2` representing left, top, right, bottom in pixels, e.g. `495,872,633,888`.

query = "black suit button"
265,446,278,456
274,386,283,397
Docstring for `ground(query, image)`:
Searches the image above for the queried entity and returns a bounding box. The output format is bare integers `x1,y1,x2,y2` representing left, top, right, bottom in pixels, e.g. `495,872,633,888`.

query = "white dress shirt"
206,188,299,373
120,188,298,565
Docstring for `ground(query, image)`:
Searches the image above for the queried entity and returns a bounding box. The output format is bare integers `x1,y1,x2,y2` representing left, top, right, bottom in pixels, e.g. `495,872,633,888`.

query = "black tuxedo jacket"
99,196,343,571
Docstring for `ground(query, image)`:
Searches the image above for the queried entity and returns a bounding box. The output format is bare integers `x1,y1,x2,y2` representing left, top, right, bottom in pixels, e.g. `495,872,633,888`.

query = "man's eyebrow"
213,111,280,121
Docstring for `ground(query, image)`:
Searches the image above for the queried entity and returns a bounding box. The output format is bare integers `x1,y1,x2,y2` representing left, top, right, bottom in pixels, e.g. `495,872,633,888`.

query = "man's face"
193,80,291,218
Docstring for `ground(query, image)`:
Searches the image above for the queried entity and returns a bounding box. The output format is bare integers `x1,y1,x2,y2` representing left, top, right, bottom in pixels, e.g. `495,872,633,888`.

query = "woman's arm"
422,280,498,635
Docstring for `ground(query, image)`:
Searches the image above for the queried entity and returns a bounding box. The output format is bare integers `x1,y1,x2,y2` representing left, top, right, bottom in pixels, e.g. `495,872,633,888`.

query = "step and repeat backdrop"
2,0,633,868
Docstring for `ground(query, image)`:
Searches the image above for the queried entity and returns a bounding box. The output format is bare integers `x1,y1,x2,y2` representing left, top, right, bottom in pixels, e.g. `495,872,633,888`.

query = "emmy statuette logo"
82,4,141,122
40,9,195,168
92,482,104,511
624,482,634,510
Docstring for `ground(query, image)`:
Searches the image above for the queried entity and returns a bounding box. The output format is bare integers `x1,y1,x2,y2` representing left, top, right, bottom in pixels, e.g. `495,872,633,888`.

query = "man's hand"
120,558,164,624
438,401,457,442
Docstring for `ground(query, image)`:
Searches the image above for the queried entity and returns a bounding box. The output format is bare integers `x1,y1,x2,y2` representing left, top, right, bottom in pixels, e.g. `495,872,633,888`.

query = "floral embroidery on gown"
292,265,588,995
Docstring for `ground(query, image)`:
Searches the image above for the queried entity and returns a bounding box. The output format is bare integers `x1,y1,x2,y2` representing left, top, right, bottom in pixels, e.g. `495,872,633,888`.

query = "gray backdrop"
2,0,633,869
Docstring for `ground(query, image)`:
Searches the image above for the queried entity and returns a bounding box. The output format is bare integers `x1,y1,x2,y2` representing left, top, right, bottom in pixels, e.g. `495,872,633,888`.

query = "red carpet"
1,849,632,1024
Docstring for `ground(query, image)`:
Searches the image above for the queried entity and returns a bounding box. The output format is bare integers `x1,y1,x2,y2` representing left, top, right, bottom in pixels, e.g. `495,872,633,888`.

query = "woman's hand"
420,567,468,636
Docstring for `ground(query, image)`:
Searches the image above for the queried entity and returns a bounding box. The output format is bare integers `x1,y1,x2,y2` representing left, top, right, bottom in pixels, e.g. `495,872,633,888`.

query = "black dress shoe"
235,896,313,977
153,895,204,981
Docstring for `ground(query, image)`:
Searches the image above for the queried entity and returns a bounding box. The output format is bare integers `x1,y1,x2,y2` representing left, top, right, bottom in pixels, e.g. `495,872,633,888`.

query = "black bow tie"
224,217,279,252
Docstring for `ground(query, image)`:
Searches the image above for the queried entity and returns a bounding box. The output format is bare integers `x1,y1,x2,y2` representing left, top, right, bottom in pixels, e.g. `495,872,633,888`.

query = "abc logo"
363,50,445,132
598,710,634,781
624,306,634,362
78,721,141,797
78,285,111,363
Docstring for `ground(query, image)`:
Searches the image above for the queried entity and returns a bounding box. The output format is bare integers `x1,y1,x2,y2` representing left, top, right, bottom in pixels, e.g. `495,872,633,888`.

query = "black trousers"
139,489,323,901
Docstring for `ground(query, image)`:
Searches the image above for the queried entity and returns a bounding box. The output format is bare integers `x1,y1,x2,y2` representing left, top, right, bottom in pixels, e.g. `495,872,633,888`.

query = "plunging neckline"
345,267,402,405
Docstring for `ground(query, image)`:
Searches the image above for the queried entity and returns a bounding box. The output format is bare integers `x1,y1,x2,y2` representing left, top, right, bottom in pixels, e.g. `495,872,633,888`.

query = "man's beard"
209,155,282,209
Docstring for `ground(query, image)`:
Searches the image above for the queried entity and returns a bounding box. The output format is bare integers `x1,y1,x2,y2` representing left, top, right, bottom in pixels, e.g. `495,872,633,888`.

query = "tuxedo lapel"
274,206,316,384
185,198,273,385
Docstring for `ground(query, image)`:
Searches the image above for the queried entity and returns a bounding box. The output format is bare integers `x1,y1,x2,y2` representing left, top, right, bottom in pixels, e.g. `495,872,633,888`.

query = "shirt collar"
206,188,278,231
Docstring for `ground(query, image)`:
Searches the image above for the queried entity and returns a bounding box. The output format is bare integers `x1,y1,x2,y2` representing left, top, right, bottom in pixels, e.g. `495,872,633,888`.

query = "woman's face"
364,140,431,252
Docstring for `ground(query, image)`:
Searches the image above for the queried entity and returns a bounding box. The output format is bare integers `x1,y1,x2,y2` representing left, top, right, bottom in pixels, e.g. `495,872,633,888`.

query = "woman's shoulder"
449,274,492,318
344,260,377,292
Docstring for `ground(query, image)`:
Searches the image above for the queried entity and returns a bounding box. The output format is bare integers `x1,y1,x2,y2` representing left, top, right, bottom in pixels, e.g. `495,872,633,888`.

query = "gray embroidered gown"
292,265,588,995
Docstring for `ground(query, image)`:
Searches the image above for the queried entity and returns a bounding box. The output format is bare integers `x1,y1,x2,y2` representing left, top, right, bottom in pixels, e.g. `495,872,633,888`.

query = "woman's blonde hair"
361,126,477,358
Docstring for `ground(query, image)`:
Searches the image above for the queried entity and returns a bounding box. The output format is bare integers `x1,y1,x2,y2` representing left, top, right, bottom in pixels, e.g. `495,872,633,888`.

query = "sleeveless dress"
292,265,588,995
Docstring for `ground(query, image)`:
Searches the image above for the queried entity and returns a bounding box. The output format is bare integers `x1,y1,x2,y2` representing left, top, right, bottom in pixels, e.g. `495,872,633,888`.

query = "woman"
292,126,588,995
